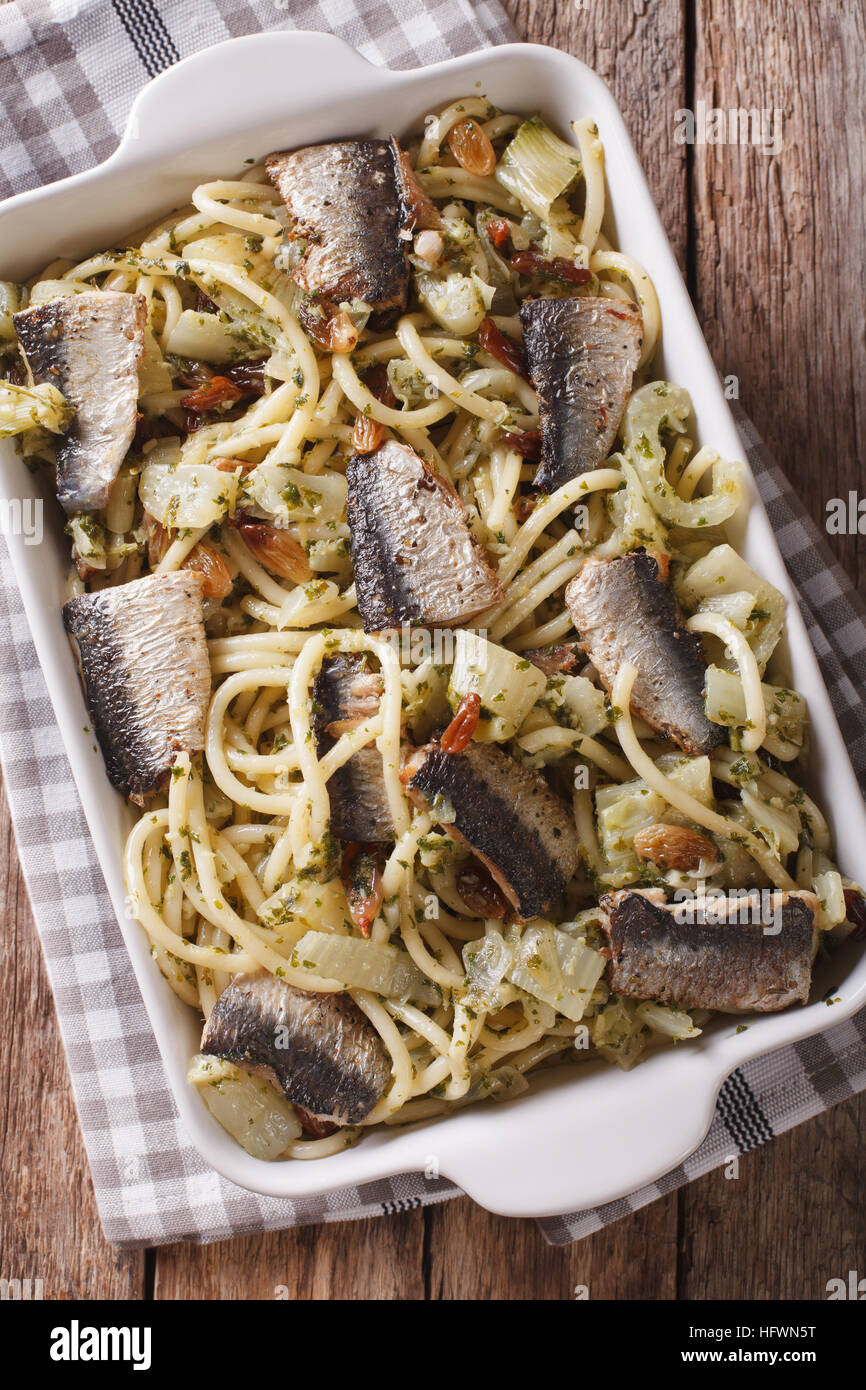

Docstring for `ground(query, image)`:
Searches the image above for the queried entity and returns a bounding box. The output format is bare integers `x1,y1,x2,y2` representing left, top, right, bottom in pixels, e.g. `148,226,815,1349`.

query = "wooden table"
2,0,864,1300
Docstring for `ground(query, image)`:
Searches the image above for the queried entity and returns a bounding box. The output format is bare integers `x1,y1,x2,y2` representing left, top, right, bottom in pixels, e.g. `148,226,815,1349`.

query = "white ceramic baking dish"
1,32,863,1219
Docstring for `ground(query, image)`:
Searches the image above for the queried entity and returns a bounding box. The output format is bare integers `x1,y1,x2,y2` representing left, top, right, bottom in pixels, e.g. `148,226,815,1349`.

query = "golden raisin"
183,541,233,599
447,118,496,177
633,823,719,872
325,310,359,353
143,512,170,569
456,863,508,919
352,413,387,455
232,518,313,584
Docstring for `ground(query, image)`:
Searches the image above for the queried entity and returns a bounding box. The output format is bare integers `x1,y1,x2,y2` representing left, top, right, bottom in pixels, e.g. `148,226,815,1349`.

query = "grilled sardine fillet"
408,741,579,920
201,972,392,1125
599,889,817,1012
62,571,210,803
313,654,394,842
14,290,146,513
347,440,503,633
520,296,642,492
565,550,725,756
326,747,396,843
314,653,383,738
265,139,409,314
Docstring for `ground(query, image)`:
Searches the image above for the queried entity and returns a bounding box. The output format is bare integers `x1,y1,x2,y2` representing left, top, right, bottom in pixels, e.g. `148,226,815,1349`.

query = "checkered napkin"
1,0,864,1249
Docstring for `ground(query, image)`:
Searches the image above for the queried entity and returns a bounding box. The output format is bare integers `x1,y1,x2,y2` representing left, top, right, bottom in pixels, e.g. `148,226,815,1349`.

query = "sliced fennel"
596,756,714,886
496,116,582,222
137,326,174,398
165,307,252,364
255,260,304,318
540,672,608,736
27,278,91,307
67,513,107,568
463,926,515,1009
621,382,744,530
242,462,346,525
0,380,72,438
740,788,801,859
603,455,669,554
693,589,757,630
448,629,546,740
139,459,241,529
388,358,437,408
188,1053,301,1159
256,877,349,937
66,515,135,572
506,923,606,1023
635,1002,701,1041
704,664,807,757
591,997,649,1070
812,868,846,929
0,280,21,340
464,923,605,1024
596,782,669,884
464,1063,529,1105
415,268,493,335
677,543,785,674
291,930,440,1007
402,660,451,742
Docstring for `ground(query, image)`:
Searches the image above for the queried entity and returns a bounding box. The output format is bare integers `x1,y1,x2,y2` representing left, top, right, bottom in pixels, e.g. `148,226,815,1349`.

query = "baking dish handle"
119,30,386,153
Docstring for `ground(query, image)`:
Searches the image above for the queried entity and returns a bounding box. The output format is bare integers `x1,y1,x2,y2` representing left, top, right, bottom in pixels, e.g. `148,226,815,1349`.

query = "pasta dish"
1,97,860,1162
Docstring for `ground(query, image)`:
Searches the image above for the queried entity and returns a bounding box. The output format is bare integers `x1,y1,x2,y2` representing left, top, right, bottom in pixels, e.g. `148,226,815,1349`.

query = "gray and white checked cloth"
1,0,864,1250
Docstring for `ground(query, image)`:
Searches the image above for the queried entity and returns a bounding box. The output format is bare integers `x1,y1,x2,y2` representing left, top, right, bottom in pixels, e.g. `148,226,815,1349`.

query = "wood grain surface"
1,0,864,1301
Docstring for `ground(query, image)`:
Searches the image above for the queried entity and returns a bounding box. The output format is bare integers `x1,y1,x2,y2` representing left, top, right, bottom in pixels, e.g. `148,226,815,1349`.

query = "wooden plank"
690,0,866,588
153,1210,426,1300
681,0,866,1294
427,1192,678,1300
0,779,144,1300
680,1097,866,1298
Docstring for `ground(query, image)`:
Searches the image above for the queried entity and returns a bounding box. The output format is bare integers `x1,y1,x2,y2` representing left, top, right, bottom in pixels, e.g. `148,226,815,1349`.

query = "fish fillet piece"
408,740,579,920
326,748,396,843
62,571,210,803
565,550,725,755
201,972,392,1125
347,439,503,633
265,139,409,313
313,654,394,842
598,889,817,1012
520,296,642,492
14,290,146,513
314,653,383,738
